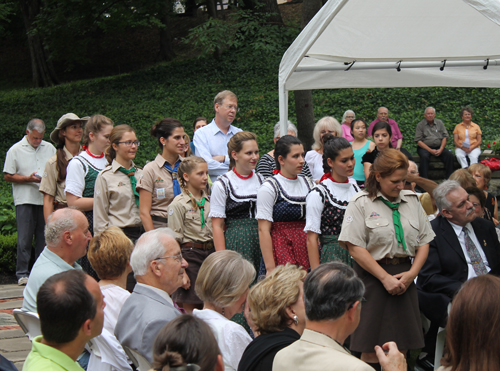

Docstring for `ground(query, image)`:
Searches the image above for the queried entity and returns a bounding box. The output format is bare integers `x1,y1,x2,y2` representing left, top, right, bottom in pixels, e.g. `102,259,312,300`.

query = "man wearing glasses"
193,90,242,179
115,228,188,363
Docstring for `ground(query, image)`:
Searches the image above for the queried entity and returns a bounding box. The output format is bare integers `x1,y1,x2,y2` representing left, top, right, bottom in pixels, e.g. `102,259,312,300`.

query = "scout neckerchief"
378,196,407,252
164,159,182,197
118,166,139,207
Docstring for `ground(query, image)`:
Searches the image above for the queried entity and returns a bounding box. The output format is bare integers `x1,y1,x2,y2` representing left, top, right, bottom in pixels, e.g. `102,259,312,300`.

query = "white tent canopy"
279,0,500,134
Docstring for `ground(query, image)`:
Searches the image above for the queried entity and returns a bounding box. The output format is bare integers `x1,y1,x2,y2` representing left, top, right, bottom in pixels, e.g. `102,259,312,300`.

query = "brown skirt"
351,261,424,353
172,245,215,304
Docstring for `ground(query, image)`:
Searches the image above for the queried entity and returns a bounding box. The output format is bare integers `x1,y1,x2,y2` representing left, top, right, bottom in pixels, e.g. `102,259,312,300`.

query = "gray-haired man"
3,119,55,285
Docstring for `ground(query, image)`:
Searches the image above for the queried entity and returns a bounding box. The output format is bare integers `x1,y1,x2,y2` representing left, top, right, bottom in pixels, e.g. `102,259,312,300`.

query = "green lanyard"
118,167,139,208
193,196,206,229
378,197,407,252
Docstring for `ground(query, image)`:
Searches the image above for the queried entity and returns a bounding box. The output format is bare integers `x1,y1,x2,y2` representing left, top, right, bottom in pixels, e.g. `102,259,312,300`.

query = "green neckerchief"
118,166,139,208
189,192,206,229
378,196,407,252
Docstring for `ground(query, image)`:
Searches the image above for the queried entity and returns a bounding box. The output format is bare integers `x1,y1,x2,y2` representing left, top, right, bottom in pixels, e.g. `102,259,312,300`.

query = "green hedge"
2,49,500,197
0,233,17,274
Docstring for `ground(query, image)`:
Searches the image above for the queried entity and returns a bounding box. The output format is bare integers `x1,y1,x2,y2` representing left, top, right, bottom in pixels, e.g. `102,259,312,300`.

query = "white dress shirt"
192,119,242,179
448,220,490,279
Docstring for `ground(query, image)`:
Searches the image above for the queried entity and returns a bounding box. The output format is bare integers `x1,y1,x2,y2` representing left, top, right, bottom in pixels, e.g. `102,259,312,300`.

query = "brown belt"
377,257,411,265
181,241,214,250
53,201,67,210
151,215,168,224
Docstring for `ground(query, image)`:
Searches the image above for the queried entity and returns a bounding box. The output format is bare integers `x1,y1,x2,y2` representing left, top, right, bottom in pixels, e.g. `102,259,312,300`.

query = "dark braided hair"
322,136,351,174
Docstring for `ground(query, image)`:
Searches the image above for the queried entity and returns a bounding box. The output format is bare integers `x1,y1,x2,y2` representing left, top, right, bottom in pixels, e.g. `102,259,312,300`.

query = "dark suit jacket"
115,284,180,363
417,215,500,323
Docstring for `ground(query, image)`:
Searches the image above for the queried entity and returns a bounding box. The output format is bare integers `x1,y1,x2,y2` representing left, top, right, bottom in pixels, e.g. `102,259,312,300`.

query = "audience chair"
123,345,152,371
87,330,132,371
13,309,41,340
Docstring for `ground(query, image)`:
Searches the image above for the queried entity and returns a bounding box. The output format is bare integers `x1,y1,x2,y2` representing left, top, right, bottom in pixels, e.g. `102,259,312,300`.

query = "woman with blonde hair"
305,116,342,182
238,264,307,371
453,106,482,168
39,113,88,221
449,168,476,189
339,149,435,370
468,163,498,222
138,118,185,231
210,131,264,276
193,250,256,371
438,275,500,371
168,156,213,313
65,114,113,278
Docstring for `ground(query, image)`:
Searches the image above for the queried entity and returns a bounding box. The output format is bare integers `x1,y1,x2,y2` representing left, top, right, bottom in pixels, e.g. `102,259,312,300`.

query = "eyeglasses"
345,116,355,119
117,140,140,147
155,252,183,263
348,297,366,309
219,104,240,112
472,202,481,208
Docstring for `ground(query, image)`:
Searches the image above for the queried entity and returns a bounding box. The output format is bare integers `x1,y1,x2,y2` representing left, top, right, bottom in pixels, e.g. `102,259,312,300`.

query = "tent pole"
279,86,289,137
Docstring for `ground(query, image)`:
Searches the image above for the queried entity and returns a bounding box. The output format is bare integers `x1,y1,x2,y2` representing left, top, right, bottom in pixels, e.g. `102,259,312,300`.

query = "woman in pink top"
341,110,355,142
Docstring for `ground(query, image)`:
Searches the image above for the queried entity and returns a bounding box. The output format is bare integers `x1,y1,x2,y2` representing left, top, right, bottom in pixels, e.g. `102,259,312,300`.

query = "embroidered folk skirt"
319,234,353,267
226,218,262,281
271,221,309,271
351,261,424,353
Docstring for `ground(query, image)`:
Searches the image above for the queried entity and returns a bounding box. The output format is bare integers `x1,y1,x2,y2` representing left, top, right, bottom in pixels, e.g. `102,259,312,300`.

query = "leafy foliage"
0,193,16,234
0,232,17,274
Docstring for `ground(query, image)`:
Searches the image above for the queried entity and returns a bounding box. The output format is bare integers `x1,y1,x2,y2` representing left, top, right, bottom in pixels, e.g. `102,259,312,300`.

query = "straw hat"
50,113,89,144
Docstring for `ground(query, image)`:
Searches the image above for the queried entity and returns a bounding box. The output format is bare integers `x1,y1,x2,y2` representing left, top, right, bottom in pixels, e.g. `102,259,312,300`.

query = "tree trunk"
294,0,323,142
259,0,283,25
294,90,315,150
207,0,217,18
159,1,176,61
18,0,59,87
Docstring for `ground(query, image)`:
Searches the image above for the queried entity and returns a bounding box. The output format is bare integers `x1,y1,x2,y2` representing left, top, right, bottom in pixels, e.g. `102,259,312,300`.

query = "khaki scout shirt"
136,154,182,219
39,147,77,204
167,191,212,244
339,190,435,260
93,159,143,236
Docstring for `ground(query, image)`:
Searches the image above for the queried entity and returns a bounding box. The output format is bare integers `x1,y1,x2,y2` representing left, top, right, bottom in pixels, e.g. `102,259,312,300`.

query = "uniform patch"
369,212,381,218
154,177,163,183
96,189,101,195
345,215,353,223
117,182,125,187
168,209,174,216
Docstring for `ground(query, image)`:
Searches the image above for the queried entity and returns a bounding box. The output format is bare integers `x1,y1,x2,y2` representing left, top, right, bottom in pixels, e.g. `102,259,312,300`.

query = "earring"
293,315,299,325
222,308,225,316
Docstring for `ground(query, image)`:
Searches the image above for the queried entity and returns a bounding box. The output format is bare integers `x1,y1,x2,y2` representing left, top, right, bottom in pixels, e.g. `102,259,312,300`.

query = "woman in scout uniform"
39,113,87,221
305,135,361,270
138,118,186,231
339,149,434,370
65,114,113,279
210,131,264,276
168,156,213,313
93,124,143,242
257,135,314,274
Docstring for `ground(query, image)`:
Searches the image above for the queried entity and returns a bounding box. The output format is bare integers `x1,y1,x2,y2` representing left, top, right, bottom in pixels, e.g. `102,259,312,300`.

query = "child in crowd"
168,156,213,313
351,119,375,187
363,121,392,180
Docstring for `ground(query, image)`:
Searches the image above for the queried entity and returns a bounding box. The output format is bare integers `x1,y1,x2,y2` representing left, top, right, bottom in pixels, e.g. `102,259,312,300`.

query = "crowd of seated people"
6,93,500,371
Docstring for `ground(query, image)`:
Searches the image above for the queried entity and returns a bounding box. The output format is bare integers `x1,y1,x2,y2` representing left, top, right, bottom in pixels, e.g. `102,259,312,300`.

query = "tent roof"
279,0,500,91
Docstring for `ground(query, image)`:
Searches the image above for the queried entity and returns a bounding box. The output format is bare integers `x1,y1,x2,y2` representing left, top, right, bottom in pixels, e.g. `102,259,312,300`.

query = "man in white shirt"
3,119,56,286
193,90,242,179
417,180,500,369
114,228,188,363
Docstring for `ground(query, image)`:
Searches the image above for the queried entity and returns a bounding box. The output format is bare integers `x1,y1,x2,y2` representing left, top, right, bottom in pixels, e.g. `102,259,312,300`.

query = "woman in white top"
305,116,342,182
87,227,134,371
65,115,113,278
305,136,361,270
193,250,255,371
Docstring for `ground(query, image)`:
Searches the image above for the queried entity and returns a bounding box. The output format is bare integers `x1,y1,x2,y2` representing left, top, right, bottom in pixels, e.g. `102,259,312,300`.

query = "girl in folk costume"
210,131,264,277
305,135,361,269
39,113,87,221
65,114,113,279
257,135,314,274
168,156,213,313
138,118,186,231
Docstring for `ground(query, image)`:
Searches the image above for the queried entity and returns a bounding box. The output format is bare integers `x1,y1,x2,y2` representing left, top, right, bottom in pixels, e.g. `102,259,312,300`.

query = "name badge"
156,188,166,199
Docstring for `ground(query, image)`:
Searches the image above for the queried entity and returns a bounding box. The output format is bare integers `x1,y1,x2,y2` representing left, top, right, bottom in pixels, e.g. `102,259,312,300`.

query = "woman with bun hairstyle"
65,114,113,279
210,131,264,276
93,124,143,242
153,314,223,371
305,135,361,270
257,135,314,274
39,113,87,222
137,118,185,231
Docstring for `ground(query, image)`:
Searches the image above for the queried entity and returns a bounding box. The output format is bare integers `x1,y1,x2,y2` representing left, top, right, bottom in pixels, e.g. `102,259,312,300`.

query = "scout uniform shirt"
93,159,143,236
39,147,77,205
338,190,435,260
167,190,212,244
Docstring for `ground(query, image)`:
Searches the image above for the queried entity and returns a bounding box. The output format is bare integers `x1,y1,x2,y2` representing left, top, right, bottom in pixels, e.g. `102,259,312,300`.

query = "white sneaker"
18,277,28,286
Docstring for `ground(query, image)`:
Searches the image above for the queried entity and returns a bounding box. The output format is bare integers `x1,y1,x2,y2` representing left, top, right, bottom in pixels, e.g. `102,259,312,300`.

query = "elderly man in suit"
417,180,500,369
115,228,188,363
273,262,406,371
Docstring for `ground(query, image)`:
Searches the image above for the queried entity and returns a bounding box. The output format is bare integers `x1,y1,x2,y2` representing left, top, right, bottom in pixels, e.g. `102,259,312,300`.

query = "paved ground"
0,284,29,370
